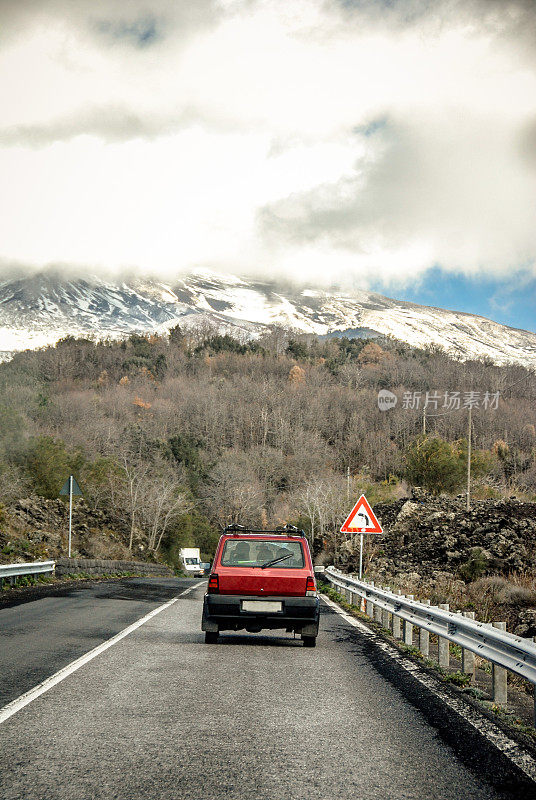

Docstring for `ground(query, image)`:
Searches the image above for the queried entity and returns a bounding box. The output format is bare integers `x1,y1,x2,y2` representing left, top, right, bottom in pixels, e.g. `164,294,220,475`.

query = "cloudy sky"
1,0,535,329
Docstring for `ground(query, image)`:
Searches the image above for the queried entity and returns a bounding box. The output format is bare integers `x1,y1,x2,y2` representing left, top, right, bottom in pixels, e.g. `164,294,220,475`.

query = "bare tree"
295,474,348,561
138,461,192,552
116,451,151,553
203,450,265,528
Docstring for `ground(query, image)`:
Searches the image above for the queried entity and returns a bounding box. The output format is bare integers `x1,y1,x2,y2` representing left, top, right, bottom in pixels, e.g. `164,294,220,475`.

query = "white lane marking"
0,580,205,726
321,594,536,783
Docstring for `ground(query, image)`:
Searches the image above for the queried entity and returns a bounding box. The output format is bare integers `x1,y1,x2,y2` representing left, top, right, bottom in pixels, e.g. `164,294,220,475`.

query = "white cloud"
0,0,535,287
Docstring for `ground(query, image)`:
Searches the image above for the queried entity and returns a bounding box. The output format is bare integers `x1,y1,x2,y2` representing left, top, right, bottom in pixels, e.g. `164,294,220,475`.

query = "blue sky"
371,268,536,333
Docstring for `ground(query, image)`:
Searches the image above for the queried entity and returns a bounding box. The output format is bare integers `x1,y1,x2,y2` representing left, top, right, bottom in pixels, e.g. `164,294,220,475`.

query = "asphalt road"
0,577,193,707
0,579,523,800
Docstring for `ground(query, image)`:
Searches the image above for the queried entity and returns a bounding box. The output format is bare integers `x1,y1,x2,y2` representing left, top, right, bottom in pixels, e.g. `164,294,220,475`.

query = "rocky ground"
0,497,135,563
361,489,536,578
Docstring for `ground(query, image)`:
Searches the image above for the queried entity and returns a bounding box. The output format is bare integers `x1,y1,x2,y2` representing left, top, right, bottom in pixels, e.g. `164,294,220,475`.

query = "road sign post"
69,475,73,557
59,476,83,558
340,494,383,579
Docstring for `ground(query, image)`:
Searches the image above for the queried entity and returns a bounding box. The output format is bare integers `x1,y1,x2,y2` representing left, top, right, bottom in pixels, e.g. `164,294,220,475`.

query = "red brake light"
305,576,316,595
207,573,219,593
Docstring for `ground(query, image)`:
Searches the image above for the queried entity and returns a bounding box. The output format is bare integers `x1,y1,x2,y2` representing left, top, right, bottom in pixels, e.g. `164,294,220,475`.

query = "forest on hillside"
0,322,535,566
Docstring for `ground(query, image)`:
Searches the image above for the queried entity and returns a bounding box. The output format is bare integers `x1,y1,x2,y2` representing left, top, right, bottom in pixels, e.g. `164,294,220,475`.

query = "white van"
179,548,204,577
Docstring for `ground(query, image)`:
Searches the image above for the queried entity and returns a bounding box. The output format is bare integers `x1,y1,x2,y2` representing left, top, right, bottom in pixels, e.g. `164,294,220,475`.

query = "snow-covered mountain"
1,269,535,368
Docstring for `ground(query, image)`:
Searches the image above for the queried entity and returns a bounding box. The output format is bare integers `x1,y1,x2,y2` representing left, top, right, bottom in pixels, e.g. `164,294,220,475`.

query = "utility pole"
466,405,472,512
423,407,426,435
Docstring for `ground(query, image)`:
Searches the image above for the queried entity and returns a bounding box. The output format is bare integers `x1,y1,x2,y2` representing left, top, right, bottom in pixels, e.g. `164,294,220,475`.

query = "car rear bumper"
202,594,320,635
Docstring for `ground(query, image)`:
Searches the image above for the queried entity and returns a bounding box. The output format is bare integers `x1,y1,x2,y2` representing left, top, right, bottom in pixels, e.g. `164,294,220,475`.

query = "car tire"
205,631,219,644
302,636,316,648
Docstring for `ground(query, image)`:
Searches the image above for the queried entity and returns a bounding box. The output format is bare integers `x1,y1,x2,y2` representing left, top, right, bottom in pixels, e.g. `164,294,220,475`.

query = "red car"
202,524,320,647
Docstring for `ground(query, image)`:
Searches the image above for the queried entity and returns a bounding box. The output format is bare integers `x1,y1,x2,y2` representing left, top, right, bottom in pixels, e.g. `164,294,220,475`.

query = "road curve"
0,579,519,799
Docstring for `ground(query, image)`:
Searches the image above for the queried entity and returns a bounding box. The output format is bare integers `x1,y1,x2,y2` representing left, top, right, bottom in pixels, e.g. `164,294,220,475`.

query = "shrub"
405,435,493,495
25,436,84,499
405,436,466,494
459,548,491,582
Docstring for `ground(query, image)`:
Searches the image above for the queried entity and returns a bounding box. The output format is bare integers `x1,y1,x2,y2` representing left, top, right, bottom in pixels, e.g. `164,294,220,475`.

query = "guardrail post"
374,602,382,623
374,592,383,623
492,622,507,705
382,588,391,630
419,600,430,656
404,595,414,645
392,591,402,639
462,612,476,680
438,604,450,668
366,582,374,618
372,585,381,622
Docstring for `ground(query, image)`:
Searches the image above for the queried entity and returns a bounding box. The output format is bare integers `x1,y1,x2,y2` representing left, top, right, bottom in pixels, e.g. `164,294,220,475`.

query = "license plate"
241,600,282,613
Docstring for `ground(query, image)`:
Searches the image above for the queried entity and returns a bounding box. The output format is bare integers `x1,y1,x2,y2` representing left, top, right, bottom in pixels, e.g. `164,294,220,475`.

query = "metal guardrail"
325,566,536,685
0,561,55,586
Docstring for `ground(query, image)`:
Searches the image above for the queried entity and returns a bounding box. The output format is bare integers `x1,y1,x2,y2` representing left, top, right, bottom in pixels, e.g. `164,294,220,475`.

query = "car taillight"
305,576,316,596
207,573,219,593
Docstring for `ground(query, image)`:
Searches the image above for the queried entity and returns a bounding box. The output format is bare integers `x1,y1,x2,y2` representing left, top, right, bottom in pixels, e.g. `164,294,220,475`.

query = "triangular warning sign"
59,476,83,497
340,494,382,534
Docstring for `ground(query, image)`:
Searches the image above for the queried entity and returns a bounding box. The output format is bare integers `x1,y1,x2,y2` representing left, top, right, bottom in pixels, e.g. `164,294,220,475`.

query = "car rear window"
220,540,305,568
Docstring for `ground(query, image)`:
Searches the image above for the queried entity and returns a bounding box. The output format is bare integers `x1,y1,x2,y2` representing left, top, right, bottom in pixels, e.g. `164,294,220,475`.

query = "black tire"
205,631,219,644
302,636,316,648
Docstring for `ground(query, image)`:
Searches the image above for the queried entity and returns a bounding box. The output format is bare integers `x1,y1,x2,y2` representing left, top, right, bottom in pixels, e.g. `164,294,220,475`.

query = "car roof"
221,525,306,539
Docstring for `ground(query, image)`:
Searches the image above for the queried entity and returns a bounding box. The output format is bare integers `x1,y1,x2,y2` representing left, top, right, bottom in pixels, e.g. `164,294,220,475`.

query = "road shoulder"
321,592,536,799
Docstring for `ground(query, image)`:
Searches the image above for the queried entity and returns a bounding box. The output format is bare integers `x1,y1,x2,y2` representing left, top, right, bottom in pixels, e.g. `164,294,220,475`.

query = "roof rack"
223,523,306,537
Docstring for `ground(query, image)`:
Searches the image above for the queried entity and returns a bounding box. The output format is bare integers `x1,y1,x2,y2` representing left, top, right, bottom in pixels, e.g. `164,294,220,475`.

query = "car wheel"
205,631,219,644
302,636,316,648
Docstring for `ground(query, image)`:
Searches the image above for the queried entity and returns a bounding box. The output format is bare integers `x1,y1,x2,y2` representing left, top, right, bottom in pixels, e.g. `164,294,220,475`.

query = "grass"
481,702,536,741
1,570,142,592
1,573,55,590
399,643,424,659
442,670,472,687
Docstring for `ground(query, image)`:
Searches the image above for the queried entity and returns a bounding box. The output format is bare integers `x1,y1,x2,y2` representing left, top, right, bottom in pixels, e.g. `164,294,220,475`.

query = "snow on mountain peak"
0,270,535,368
